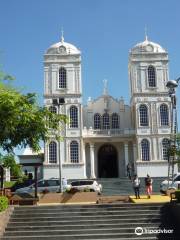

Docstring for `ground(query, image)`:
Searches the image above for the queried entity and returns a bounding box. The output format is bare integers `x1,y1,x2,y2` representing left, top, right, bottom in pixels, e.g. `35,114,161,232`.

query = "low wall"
170,203,180,223
0,206,14,237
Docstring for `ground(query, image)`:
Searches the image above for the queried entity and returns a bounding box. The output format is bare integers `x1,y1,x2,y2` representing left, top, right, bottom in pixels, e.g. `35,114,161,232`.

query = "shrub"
4,181,16,188
16,175,28,184
0,196,8,212
175,190,180,202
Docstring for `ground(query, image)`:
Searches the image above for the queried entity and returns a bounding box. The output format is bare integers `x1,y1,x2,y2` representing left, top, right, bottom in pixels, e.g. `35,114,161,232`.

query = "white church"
19,34,176,179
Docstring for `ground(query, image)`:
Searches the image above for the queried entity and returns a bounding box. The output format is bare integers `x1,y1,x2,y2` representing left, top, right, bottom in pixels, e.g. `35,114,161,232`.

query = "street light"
52,98,65,193
0,165,4,190
166,77,180,184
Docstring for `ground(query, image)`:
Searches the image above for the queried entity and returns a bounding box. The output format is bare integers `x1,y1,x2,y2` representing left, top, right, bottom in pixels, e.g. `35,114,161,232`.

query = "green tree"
1,154,22,178
0,70,67,153
167,133,180,169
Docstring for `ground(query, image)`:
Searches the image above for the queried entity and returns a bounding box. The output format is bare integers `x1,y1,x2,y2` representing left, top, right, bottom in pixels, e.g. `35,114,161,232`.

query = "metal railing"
82,128,135,137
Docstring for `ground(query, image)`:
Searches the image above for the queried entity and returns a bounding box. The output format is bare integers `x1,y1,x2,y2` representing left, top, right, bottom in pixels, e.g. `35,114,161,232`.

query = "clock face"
146,45,153,52
59,46,66,54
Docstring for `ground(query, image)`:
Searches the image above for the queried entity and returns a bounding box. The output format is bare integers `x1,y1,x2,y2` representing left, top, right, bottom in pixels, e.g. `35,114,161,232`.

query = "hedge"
0,196,8,212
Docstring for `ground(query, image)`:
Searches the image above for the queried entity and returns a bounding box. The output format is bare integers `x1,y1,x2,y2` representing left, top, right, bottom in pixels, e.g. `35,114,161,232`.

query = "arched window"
160,104,169,126
148,66,156,87
49,106,57,113
139,105,148,126
141,139,150,161
49,141,57,163
102,113,110,129
112,113,119,129
70,141,79,163
94,113,101,129
162,138,170,160
59,67,67,88
70,106,78,128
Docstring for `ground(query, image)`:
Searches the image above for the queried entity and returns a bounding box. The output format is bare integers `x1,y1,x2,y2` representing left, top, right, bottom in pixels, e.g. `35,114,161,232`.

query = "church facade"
42,34,175,179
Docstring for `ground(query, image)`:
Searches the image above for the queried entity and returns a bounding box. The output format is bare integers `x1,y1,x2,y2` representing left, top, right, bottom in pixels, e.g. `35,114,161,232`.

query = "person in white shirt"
132,174,140,199
62,178,68,192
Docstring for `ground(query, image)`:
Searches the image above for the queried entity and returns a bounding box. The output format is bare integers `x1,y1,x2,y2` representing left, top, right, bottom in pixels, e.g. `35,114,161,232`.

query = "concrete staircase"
98,178,164,196
2,203,178,240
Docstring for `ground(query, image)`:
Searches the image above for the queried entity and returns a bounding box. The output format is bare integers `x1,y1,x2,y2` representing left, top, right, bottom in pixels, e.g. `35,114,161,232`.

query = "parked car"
69,180,102,194
11,179,35,192
160,173,180,193
15,178,60,194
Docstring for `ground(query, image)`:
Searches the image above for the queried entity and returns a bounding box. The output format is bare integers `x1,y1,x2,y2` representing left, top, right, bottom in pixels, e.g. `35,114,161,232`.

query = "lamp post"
166,77,180,184
0,165,4,190
52,98,65,193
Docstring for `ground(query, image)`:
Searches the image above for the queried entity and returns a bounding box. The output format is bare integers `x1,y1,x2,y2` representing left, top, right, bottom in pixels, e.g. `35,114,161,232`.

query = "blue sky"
0,0,180,107
0,0,180,149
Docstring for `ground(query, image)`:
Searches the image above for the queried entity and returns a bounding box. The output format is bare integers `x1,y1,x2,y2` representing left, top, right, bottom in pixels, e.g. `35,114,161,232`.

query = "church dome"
46,34,80,55
131,37,166,54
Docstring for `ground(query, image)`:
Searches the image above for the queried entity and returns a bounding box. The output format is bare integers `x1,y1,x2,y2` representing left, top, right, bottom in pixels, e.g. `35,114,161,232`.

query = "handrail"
82,128,135,136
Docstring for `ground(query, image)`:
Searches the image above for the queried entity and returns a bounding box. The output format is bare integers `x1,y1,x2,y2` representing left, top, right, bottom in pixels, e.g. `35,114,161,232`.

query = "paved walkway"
130,194,170,203
38,192,98,205
38,192,171,205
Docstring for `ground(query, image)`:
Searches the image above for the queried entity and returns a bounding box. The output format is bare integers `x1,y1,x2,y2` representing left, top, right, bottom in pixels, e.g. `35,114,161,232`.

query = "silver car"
160,173,180,193
15,179,60,194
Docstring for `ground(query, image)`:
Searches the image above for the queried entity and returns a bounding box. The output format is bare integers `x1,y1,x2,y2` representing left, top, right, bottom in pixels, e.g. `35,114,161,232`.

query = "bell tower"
129,36,172,177
43,33,85,179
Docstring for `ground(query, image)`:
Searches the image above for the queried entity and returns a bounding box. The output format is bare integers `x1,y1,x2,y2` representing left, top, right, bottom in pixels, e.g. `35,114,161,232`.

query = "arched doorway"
98,144,118,178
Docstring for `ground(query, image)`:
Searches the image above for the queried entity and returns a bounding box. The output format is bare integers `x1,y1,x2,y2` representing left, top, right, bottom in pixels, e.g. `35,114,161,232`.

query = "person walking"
145,174,153,199
132,174,140,199
126,163,131,180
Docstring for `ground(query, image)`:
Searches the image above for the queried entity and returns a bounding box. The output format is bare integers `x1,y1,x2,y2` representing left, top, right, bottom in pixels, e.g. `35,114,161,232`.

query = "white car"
160,173,180,193
15,179,60,194
69,180,102,194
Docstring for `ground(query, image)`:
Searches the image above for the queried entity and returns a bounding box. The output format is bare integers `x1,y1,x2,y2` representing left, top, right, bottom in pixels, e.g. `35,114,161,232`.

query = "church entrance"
98,144,118,178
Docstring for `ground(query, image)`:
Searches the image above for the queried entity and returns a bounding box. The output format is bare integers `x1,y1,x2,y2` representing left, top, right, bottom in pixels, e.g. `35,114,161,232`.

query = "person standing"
62,177,68,192
145,174,153,199
126,163,131,180
132,174,140,199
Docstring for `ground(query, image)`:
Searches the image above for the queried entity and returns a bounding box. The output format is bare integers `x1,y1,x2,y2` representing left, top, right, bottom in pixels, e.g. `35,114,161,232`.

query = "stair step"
9,213,162,222
13,206,162,214
13,203,163,211
12,209,161,218
4,226,161,236
7,217,161,227
5,223,160,231
1,232,159,239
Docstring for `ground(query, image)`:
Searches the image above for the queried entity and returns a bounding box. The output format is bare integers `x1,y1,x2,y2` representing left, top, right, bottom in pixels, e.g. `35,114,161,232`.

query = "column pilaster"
124,142,129,169
90,143,96,179
82,142,87,178
133,143,137,173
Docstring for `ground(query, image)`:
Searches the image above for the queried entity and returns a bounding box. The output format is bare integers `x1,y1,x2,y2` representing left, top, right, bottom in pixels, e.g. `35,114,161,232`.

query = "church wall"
132,60,169,94
83,101,133,130
128,142,134,168
44,63,81,95
41,35,176,179
43,165,85,179
62,165,85,179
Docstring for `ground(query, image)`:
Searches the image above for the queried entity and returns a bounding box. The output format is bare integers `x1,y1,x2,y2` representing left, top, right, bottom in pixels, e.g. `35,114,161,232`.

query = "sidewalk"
130,194,170,203
38,192,130,205
38,192,98,205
